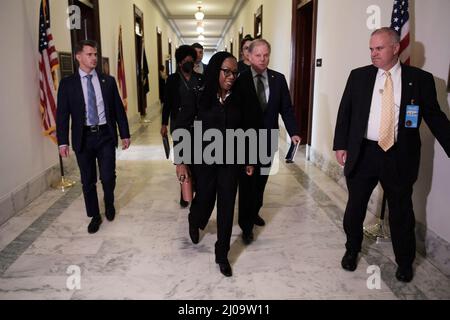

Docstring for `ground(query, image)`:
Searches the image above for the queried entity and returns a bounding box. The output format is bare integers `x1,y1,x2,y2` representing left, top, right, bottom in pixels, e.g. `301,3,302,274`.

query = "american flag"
38,0,59,143
390,0,410,65
117,26,128,111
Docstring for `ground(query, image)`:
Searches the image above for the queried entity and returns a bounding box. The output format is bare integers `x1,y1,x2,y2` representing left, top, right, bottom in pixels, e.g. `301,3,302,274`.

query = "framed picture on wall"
102,57,110,75
58,52,73,79
254,5,263,39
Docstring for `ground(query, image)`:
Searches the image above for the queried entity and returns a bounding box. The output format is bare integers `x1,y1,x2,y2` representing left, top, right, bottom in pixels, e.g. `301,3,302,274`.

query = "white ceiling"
151,0,247,51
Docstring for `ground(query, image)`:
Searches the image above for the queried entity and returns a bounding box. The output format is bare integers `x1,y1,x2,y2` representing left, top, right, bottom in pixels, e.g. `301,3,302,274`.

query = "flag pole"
52,152,75,192
364,191,390,242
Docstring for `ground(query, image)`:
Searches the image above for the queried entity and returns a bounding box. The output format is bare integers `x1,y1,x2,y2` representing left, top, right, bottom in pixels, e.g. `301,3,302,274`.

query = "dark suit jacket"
235,68,299,136
56,72,130,153
333,64,450,183
161,71,204,133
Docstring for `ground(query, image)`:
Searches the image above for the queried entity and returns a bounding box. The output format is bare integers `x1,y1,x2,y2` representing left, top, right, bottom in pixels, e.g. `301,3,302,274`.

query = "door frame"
289,0,318,146
68,0,102,73
134,4,147,116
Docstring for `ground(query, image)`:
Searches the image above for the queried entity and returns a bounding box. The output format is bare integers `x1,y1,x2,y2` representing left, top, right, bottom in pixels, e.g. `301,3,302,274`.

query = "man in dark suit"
192,42,207,75
334,27,450,282
236,39,301,244
57,40,131,234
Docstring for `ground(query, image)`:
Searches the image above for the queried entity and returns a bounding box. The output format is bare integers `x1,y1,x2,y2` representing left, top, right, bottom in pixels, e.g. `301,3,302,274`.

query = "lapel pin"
409,82,413,86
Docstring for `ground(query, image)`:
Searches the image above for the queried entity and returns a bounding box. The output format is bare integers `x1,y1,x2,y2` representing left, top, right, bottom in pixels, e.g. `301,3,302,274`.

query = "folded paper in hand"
285,142,299,163
162,135,170,159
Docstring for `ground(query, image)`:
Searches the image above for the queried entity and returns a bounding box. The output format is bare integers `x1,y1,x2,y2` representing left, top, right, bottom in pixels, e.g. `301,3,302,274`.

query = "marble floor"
1,108,449,300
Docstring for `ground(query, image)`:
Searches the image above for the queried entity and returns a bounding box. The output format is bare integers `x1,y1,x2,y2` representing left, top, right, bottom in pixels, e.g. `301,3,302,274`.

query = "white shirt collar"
377,59,401,79
79,68,97,78
251,67,268,79
217,91,232,104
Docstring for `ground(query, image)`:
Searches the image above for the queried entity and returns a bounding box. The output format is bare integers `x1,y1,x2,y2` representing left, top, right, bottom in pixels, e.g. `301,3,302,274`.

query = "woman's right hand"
245,165,254,176
176,164,191,182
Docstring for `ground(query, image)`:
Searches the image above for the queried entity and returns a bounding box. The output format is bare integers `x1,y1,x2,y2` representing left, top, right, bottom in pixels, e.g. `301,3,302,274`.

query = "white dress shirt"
366,60,402,142
78,69,106,126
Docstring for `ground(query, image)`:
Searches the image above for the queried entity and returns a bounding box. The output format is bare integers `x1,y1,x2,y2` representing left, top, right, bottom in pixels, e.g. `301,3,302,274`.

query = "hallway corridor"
0,107,449,300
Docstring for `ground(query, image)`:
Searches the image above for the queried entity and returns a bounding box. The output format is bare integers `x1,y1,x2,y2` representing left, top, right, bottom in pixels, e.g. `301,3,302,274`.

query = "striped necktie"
86,74,99,125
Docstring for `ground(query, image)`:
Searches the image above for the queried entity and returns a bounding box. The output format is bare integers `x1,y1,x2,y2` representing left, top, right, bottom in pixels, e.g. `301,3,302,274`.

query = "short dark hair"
240,35,253,51
191,42,204,50
75,40,98,54
175,45,197,64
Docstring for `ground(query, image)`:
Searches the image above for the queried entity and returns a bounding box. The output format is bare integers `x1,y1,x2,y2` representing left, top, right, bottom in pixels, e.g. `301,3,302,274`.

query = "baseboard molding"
308,146,450,277
0,156,77,226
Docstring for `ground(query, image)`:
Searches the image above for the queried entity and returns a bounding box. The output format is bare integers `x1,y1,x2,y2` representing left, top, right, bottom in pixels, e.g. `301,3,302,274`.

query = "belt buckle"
90,125,99,133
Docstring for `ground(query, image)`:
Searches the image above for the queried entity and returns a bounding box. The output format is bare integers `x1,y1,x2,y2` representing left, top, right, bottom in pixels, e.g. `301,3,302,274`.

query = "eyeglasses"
221,68,239,78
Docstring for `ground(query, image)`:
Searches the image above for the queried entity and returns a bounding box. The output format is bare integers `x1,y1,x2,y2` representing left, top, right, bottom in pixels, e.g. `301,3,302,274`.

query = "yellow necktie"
378,71,395,151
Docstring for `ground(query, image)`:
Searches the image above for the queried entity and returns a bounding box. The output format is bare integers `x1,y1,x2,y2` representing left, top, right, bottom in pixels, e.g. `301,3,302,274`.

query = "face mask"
181,61,194,73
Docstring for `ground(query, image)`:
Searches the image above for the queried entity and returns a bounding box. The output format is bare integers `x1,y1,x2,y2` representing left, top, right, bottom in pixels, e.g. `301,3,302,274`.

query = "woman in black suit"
160,45,204,207
185,51,253,277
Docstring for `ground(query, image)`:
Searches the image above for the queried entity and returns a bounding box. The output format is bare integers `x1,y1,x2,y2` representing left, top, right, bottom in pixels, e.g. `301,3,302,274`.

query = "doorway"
156,29,163,101
290,0,317,145
166,40,173,75
69,0,102,72
134,5,148,117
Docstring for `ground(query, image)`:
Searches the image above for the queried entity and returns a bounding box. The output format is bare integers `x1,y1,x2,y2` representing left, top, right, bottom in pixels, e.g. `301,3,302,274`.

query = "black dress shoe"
242,232,254,245
217,262,232,277
396,266,413,283
341,250,358,271
189,223,199,244
105,206,116,221
88,216,102,234
254,215,265,226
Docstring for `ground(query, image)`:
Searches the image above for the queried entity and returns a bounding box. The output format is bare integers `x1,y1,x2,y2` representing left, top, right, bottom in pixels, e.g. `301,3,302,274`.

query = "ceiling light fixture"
196,21,204,34
195,6,204,21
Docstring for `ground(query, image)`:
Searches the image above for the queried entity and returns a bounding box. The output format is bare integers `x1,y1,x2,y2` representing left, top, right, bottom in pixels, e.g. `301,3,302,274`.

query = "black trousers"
238,165,270,234
189,164,240,263
75,126,116,218
344,139,416,268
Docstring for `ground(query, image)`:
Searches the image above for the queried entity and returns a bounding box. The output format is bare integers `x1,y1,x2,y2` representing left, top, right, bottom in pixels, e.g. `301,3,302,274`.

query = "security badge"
405,98,419,128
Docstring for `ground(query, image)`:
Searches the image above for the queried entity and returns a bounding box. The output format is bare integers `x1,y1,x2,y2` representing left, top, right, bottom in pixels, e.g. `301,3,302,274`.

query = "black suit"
57,71,130,217
236,68,299,234
189,93,243,263
333,63,450,267
162,71,204,134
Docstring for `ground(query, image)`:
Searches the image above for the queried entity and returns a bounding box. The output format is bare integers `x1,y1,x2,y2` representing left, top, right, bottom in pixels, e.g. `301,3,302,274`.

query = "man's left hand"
122,138,131,150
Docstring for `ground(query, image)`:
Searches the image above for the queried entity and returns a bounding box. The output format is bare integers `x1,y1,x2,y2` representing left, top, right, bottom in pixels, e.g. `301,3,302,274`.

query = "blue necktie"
86,74,99,125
